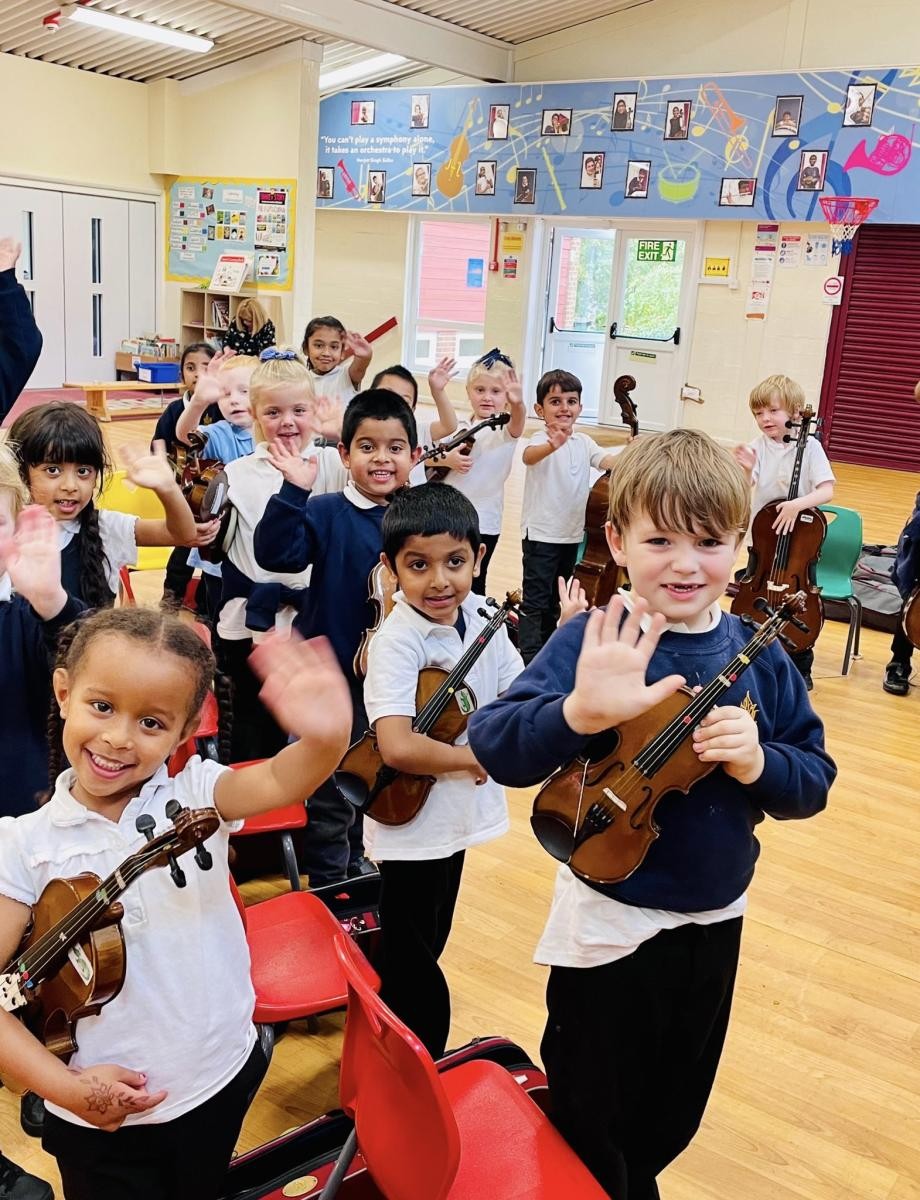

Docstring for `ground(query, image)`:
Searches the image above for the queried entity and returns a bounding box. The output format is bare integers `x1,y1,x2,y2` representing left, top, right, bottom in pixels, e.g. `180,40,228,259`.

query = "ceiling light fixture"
59,4,214,53
319,53,408,92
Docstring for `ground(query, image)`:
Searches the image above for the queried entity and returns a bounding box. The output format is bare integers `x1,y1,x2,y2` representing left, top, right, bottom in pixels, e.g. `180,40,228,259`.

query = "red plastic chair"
329,931,609,1200
231,879,378,1063
229,760,307,891
167,690,220,775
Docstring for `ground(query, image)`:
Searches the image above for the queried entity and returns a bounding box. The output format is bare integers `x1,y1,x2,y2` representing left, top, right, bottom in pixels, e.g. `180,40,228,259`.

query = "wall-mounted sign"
637,240,677,262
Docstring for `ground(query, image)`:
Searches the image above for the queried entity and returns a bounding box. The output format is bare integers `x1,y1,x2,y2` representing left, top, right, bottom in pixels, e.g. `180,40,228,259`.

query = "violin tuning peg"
778,633,798,652
165,799,182,821
753,598,775,617
789,615,811,633
194,845,213,871
739,614,759,630
477,607,490,619
136,814,156,841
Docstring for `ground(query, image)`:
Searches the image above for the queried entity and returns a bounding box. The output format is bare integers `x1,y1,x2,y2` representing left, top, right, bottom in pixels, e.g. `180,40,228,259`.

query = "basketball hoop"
819,196,878,255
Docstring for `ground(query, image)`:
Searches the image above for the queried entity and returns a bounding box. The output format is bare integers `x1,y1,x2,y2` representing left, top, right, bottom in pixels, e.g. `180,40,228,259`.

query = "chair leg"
281,832,302,891
842,606,856,676
257,1023,275,1065
852,597,863,658
321,1127,359,1200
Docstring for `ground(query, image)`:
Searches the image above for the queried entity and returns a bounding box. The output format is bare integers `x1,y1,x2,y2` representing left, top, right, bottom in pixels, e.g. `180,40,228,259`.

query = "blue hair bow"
259,348,297,361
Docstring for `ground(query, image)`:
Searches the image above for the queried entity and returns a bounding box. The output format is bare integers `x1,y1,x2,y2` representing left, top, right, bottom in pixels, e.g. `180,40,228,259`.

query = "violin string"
415,604,515,734
15,841,179,982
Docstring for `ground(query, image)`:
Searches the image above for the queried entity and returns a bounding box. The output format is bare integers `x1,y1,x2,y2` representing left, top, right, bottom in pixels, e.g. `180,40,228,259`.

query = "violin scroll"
613,374,639,439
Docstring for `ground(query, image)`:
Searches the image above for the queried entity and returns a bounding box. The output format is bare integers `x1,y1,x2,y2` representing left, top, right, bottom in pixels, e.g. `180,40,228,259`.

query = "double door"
0,184,157,388
540,223,696,431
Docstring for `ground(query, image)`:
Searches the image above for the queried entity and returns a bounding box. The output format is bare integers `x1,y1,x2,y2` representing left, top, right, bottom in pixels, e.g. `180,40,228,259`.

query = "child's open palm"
1,506,64,615
562,597,685,735
266,438,318,491
547,425,572,450
251,633,352,746
503,368,524,409
0,238,22,273
121,441,175,492
345,330,372,360
428,356,458,392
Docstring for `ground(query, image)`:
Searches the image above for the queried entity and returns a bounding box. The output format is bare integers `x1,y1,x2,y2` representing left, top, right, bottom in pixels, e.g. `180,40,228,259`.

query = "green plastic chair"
816,505,863,675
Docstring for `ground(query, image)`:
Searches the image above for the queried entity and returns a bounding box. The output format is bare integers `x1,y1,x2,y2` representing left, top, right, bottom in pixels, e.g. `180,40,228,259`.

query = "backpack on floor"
824,544,902,634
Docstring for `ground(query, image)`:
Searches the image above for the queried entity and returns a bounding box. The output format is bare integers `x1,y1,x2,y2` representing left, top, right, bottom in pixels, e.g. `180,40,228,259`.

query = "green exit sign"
636,239,677,262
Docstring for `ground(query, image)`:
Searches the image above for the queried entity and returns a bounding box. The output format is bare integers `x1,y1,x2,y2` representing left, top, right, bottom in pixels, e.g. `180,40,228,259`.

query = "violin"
422,412,512,481
336,592,521,826
353,561,398,679
903,586,920,651
574,473,628,609
0,804,218,1062
436,101,475,198
731,406,826,652
176,432,237,564
613,374,639,438
531,592,808,885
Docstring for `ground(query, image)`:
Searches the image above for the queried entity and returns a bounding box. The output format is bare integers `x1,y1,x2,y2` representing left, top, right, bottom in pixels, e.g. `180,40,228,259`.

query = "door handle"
549,316,556,333
609,321,618,339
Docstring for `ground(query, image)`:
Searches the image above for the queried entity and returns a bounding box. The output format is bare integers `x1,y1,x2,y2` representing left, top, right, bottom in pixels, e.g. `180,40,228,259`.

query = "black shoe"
883,661,911,696
0,1153,54,1200
347,856,379,879
19,1093,44,1139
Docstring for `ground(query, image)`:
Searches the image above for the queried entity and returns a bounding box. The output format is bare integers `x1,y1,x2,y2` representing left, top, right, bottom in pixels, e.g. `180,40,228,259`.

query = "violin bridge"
602,787,627,812
0,971,26,1013
766,582,788,593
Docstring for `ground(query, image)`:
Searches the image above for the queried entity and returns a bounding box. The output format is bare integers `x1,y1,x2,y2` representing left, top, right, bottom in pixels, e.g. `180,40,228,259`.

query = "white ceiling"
380,0,647,44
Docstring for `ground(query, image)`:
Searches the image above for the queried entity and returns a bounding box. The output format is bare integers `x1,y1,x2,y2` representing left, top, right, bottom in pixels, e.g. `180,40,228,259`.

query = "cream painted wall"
513,0,920,80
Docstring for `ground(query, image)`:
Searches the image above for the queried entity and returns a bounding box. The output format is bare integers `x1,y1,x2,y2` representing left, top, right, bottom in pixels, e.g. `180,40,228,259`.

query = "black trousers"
472,533,500,596
302,677,368,887
161,545,193,605
541,918,743,1200
891,612,913,665
519,538,580,663
377,852,465,1058
43,1042,267,1200
217,637,288,764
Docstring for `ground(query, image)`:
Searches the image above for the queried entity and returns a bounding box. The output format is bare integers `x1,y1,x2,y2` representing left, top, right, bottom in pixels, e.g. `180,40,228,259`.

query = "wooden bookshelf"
178,288,285,352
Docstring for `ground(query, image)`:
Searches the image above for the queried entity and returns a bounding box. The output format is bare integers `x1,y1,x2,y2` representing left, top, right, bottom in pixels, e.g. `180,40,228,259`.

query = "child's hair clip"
259,348,297,361
477,347,514,369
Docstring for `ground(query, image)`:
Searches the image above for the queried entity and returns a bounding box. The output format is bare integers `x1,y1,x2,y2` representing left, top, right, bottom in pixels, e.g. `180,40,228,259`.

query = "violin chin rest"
530,812,576,864
335,772,371,814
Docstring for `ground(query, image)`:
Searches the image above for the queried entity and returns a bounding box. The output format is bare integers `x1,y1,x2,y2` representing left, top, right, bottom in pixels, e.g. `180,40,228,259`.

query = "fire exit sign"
636,239,677,262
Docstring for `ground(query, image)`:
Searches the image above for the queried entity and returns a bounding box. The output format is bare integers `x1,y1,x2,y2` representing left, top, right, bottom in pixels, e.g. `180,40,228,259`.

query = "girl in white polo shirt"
0,607,350,1200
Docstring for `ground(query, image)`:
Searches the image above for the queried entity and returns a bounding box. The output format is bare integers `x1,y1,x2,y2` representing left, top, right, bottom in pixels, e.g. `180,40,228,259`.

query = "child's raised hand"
692,705,764,785
313,393,343,440
121,440,176,494
547,425,572,450
503,368,524,409
250,633,352,748
64,1064,167,1132
0,238,22,273
557,575,589,627
344,330,372,361
562,597,685,736
1,505,66,618
732,444,756,474
265,438,318,491
428,356,458,392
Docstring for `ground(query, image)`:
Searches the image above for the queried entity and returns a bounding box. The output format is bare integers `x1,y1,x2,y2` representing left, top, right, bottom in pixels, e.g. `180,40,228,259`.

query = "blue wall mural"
317,69,919,222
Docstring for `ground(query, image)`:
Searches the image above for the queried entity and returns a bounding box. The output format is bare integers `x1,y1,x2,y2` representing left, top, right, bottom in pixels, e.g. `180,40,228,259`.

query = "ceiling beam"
220,0,513,81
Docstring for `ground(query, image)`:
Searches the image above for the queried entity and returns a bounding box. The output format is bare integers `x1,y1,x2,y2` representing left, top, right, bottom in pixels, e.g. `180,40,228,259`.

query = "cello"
573,473,628,608
337,592,521,826
903,586,920,651
731,406,826,652
1,804,218,1062
612,374,639,439
531,593,808,884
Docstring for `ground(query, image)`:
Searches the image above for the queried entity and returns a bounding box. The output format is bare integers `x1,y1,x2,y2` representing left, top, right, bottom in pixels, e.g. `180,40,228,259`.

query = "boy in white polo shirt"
361,484,523,1057
519,369,622,662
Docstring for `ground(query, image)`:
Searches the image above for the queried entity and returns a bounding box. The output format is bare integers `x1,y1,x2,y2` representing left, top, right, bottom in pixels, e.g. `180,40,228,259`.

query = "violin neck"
414,605,513,735
633,618,782,776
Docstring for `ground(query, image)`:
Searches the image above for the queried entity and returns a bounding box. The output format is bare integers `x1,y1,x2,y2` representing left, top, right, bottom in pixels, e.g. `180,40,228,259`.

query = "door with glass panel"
62,193,131,382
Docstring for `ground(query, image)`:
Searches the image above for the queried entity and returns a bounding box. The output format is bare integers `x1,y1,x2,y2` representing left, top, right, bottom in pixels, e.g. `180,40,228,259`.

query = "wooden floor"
3,411,919,1199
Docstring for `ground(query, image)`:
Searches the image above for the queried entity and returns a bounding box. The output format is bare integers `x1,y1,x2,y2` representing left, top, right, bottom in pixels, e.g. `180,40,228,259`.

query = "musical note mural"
317,66,920,222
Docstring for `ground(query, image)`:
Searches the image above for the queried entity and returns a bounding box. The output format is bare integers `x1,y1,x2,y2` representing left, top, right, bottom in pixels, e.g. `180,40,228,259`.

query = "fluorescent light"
61,5,214,53
320,53,408,92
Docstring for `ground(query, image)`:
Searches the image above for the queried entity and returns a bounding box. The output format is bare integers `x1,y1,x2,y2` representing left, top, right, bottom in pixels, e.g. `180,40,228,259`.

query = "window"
618,237,685,340
408,219,491,373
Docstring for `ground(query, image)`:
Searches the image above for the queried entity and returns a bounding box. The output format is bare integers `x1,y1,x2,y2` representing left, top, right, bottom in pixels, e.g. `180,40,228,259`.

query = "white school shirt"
307,360,357,405
442,424,519,536
362,592,523,860
217,442,347,641
534,593,747,970
59,509,137,596
521,431,619,543
0,757,256,1126
748,433,835,525
409,415,433,487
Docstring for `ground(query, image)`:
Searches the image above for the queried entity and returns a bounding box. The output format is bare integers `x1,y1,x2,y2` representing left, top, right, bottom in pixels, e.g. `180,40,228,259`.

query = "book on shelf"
210,299,230,329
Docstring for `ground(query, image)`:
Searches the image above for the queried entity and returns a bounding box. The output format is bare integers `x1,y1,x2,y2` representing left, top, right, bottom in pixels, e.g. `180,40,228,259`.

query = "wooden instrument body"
16,875,126,1062
531,686,715,885
903,585,920,650
177,437,236,563
574,473,628,608
420,413,511,483
354,562,398,678
337,667,476,827
426,437,472,483
731,502,827,651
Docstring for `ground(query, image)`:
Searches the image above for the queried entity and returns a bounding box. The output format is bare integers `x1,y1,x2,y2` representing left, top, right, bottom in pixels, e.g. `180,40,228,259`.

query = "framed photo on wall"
351,101,375,125
843,83,876,127
772,96,803,136
580,152,605,188
475,161,497,196
541,109,572,135
796,150,828,191
625,160,650,199
410,95,430,129
719,177,757,206
514,168,537,204
488,104,510,140
316,167,334,200
411,163,431,197
367,170,387,204
612,92,637,131
663,101,691,140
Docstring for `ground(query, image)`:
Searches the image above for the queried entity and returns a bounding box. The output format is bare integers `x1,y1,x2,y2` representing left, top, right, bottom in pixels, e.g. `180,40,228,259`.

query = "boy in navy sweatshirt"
254,389,419,884
468,430,835,1199
883,490,920,695
0,236,43,421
